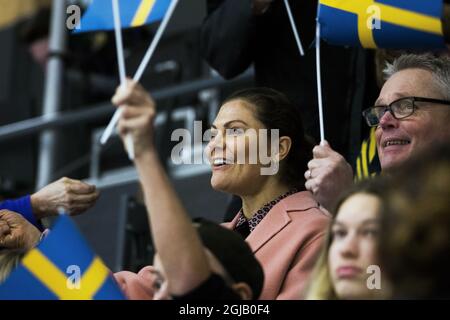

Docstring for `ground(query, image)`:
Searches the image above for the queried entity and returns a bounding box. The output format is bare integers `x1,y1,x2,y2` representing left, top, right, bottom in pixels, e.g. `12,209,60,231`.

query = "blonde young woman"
306,180,391,300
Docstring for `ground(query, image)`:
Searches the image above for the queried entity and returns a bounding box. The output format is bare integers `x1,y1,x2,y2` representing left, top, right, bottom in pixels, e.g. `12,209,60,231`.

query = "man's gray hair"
384,54,450,100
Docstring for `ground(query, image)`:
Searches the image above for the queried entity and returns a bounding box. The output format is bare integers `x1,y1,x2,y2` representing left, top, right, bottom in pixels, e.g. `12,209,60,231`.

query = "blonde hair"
305,179,388,300
0,249,26,284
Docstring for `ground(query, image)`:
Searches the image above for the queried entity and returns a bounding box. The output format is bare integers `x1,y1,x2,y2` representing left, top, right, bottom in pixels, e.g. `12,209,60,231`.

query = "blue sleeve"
0,195,44,231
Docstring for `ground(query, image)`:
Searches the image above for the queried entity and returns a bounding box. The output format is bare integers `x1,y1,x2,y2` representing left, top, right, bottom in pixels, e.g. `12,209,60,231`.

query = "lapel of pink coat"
223,191,319,254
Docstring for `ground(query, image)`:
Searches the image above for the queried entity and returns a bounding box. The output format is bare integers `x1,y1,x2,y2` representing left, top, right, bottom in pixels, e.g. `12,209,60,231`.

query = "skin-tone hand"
252,0,274,15
30,177,100,219
305,141,354,212
0,210,41,250
112,79,157,158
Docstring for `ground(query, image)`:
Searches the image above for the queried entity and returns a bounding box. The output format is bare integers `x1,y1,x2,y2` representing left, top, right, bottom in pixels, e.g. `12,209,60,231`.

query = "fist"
305,141,353,212
0,210,41,250
112,79,157,158
31,177,100,219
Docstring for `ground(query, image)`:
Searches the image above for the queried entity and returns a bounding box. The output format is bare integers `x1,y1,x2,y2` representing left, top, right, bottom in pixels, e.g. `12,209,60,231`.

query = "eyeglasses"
362,96,450,127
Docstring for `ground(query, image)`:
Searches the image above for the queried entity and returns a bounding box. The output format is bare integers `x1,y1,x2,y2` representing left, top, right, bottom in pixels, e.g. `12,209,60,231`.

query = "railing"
0,69,253,143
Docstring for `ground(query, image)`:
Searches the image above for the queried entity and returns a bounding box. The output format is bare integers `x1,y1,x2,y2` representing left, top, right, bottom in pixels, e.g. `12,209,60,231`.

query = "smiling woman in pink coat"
113,85,329,300
213,88,330,299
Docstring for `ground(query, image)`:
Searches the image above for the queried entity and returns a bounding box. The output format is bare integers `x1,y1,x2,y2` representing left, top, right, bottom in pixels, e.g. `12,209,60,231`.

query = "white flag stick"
100,0,126,144
315,21,325,143
100,0,134,160
100,107,123,144
112,0,126,84
133,0,180,82
284,0,304,56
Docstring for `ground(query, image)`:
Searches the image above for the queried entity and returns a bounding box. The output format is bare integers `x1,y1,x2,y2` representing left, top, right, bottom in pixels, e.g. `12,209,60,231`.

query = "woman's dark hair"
223,87,313,189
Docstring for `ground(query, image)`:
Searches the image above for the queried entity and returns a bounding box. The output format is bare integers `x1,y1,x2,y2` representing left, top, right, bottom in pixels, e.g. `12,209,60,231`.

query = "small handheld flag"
92,0,179,147
318,0,446,48
0,215,126,300
75,0,173,33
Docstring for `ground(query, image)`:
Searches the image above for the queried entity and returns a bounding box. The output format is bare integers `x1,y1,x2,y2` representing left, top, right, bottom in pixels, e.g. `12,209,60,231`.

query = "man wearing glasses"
305,53,450,211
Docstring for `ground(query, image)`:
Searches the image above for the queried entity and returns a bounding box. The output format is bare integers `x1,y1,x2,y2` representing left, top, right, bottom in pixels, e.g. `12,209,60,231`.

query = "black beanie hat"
194,218,264,299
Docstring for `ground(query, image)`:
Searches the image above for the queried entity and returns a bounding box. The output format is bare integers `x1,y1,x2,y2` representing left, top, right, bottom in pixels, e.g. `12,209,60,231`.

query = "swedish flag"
0,215,125,300
75,0,172,33
318,0,446,48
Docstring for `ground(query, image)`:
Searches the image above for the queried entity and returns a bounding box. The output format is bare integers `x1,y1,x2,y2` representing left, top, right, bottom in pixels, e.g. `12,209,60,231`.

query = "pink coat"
222,191,330,300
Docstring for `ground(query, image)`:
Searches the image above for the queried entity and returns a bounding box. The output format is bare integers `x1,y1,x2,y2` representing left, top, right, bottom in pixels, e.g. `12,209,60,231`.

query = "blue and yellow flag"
75,0,172,33
318,0,446,48
0,215,125,300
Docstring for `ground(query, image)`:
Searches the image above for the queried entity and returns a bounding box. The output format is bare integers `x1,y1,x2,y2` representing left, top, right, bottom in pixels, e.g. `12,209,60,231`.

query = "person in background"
379,143,450,299
305,54,450,212
306,179,391,300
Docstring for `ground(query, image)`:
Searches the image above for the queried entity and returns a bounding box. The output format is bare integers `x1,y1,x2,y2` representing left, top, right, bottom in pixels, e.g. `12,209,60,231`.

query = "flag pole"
133,0,179,82
100,0,134,160
284,0,304,56
112,0,126,84
100,0,179,152
36,0,67,190
315,20,325,143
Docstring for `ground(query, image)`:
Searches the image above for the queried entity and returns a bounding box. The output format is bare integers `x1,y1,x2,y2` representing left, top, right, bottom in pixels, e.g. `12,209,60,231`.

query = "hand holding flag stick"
100,0,180,158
